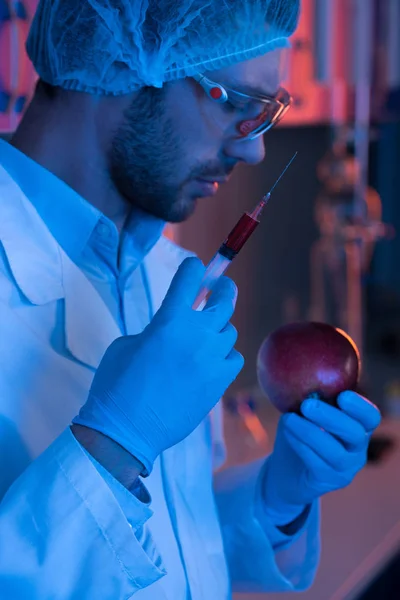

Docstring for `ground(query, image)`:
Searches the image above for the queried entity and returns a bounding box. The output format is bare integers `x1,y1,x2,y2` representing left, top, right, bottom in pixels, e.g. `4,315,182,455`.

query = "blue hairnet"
26,0,300,96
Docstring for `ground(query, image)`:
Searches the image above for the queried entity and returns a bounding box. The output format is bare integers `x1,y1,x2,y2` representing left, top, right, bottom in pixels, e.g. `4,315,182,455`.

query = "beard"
108,86,198,223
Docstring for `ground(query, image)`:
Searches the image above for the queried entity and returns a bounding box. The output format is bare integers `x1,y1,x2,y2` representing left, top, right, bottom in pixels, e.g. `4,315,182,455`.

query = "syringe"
193,152,298,310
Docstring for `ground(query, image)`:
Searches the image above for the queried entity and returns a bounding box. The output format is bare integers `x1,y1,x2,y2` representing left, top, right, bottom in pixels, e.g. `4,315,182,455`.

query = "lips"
194,179,220,197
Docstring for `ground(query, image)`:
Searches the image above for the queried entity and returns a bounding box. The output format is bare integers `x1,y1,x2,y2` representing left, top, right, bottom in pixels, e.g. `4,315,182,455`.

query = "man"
0,0,380,598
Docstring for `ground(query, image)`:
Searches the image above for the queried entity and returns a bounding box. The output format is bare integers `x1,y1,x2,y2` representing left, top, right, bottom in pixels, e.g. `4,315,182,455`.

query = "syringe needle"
252,151,298,218
268,151,298,196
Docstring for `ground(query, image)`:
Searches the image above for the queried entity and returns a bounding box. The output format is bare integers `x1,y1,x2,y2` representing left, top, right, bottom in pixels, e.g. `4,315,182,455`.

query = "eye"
222,100,250,114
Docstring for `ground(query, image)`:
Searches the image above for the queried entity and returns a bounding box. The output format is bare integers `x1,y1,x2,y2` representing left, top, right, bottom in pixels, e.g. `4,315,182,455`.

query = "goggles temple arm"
195,75,228,104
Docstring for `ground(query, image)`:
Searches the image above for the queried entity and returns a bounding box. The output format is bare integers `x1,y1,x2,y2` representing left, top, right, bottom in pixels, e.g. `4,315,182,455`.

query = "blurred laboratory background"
1,0,400,599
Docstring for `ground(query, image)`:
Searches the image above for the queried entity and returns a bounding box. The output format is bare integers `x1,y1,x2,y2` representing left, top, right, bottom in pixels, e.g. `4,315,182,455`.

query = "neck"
10,94,131,232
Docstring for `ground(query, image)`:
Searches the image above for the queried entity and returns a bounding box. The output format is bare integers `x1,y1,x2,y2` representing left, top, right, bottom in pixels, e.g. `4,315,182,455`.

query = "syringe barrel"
192,252,232,310
222,213,259,256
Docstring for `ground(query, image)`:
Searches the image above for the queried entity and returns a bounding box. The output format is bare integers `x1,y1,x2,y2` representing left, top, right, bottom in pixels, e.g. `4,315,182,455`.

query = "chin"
129,187,197,223
162,196,198,224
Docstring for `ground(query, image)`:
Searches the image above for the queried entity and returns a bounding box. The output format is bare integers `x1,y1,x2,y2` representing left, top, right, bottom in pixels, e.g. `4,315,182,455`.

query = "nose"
223,134,266,166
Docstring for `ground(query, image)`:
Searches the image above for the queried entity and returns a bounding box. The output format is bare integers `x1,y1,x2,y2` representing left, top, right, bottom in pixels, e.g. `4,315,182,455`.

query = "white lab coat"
0,161,320,599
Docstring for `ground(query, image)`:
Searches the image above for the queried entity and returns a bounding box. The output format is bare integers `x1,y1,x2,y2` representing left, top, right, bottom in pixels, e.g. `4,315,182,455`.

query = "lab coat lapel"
0,166,64,305
0,166,121,371
61,251,121,370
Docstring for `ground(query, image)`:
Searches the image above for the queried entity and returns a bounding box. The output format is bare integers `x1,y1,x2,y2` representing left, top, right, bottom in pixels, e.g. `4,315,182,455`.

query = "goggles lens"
237,89,291,139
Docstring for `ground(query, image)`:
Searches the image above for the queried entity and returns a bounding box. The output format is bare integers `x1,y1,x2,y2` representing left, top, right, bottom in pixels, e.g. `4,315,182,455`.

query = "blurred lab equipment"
309,136,392,347
307,0,387,358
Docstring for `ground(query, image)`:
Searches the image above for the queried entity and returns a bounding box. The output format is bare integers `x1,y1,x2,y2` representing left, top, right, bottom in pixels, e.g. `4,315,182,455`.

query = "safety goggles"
193,73,292,141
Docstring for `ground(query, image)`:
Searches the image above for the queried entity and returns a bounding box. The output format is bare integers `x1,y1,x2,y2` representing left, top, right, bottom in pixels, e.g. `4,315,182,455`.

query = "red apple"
257,321,361,413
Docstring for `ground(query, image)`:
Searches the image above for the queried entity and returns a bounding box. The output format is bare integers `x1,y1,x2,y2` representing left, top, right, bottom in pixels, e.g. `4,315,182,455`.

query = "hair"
35,78,166,98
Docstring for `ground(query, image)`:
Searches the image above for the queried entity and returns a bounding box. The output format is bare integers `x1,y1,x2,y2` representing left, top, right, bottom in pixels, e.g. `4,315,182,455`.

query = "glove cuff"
72,398,157,477
260,455,307,525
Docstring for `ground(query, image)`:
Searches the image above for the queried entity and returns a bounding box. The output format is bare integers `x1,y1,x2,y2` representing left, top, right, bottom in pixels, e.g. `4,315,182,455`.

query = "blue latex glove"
262,391,381,524
73,257,244,476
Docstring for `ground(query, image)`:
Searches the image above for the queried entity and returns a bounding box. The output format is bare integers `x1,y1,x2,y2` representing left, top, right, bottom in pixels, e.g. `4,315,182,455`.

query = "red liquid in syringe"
218,194,270,259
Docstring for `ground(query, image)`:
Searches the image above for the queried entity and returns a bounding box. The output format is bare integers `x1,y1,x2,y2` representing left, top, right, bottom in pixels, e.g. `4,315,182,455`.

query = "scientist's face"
108,50,285,223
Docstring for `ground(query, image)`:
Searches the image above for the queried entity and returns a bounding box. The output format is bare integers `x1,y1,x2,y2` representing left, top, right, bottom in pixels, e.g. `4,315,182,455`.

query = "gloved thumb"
162,257,206,310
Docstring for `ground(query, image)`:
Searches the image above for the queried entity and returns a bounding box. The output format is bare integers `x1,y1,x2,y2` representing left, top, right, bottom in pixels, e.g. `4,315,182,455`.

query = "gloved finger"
202,276,238,332
217,323,238,358
203,350,244,410
337,391,381,434
162,257,206,309
208,349,243,399
283,429,358,491
284,413,358,471
300,398,368,451
224,348,245,379
283,427,334,476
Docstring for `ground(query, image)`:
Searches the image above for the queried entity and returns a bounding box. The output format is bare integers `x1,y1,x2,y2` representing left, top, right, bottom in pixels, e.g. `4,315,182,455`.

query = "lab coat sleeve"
213,457,320,593
0,427,166,600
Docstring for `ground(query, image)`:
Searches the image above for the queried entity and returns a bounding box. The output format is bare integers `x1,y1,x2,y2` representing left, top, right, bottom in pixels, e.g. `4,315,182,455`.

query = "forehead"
205,49,287,97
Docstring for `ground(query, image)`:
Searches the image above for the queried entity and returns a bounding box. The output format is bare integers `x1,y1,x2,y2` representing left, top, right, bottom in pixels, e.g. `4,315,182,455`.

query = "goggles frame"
193,72,292,141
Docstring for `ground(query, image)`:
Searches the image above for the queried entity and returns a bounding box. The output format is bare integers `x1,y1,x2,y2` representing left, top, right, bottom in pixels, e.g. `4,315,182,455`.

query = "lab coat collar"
0,139,166,272
119,208,166,282
0,139,102,264
0,165,64,305
0,165,120,369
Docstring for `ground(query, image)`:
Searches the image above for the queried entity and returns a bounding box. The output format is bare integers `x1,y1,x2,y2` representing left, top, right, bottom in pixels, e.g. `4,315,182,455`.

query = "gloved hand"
73,257,244,476
262,391,381,524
